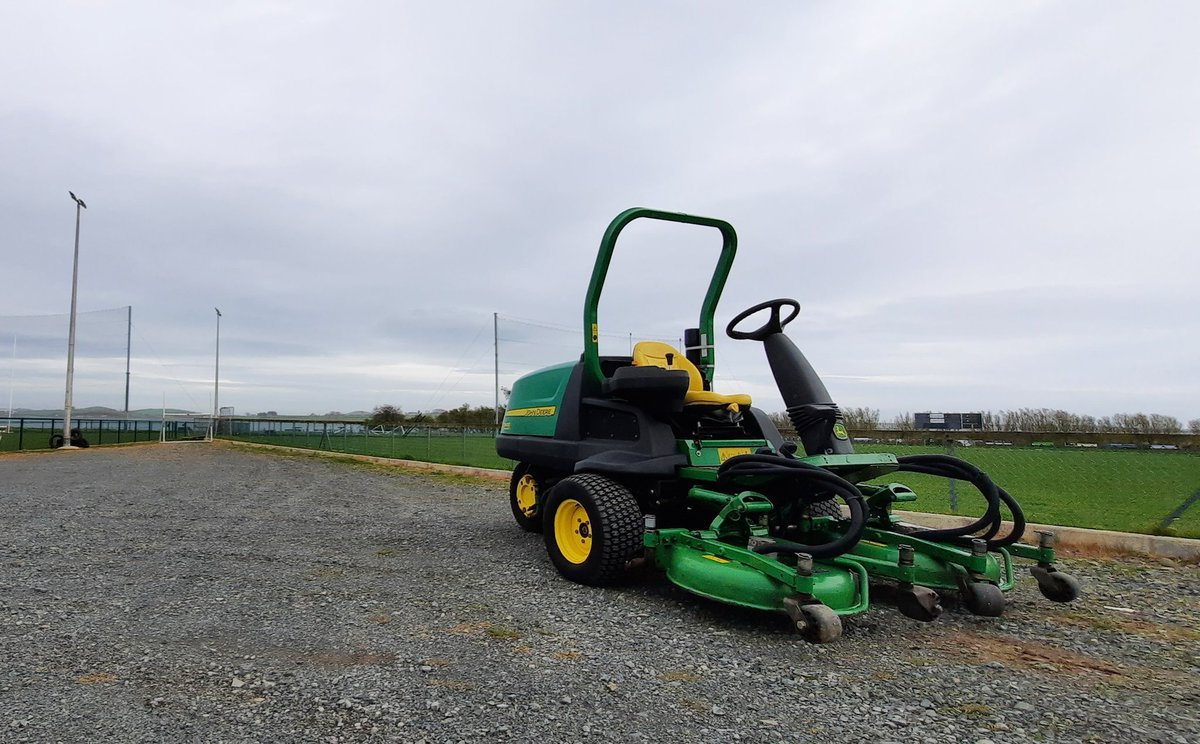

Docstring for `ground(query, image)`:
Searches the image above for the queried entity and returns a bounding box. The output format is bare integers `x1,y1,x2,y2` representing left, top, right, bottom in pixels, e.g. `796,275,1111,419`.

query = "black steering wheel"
726,298,801,341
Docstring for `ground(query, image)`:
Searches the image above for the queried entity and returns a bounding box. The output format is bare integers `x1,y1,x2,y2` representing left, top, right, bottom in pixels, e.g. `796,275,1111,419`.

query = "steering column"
727,298,852,456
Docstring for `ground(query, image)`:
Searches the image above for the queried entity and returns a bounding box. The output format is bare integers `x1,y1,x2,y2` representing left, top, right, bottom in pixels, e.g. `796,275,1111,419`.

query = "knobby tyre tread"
805,498,843,519
544,473,643,586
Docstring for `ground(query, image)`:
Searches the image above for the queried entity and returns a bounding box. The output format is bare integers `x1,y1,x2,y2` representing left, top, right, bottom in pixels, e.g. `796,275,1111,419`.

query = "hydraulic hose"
895,455,1000,541
991,486,1026,548
717,454,868,559
894,454,1026,549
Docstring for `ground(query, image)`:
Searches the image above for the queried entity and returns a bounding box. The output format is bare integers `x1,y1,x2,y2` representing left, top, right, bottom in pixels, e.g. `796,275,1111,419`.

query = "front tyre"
543,474,643,586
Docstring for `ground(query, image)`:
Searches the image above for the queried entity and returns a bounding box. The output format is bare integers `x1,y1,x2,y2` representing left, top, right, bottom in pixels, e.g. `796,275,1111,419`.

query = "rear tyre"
805,498,843,519
509,464,545,533
543,474,643,586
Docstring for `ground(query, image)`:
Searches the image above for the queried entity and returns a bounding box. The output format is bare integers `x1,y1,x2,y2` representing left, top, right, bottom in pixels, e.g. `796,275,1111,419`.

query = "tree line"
818,406,1197,434
366,403,501,428
372,402,1198,435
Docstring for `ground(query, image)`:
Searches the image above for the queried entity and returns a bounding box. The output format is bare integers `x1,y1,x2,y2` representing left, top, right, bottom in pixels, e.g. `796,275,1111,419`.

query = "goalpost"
160,411,214,443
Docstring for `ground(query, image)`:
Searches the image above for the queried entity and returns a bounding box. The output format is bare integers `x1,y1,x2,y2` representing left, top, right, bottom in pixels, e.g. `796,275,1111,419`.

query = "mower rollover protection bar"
582,207,737,389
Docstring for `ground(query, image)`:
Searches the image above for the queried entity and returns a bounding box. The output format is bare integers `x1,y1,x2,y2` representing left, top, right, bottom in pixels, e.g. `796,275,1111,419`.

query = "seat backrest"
632,341,703,392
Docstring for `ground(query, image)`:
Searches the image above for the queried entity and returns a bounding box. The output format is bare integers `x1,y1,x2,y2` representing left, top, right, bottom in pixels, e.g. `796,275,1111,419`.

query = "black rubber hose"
988,486,1026,548
895,454,1027,549
718,454,868,559
896,456,1000,542
896,456,1001,542
719,452,1027,552
755,486,866,559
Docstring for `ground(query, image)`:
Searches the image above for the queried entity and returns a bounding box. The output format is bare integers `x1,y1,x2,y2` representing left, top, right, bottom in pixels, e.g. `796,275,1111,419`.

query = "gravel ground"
2,444,1198,744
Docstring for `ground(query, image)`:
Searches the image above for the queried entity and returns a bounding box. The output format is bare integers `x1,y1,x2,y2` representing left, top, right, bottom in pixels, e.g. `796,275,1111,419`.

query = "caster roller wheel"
961,582,1005,617
897,585,943,623
1031,567,1080,603
795,603,843,644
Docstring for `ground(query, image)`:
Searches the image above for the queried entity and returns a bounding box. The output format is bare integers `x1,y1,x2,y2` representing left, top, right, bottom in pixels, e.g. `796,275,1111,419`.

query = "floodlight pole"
124,305,131,414
494,312,499,427
213,307,222,432
62,191,87,449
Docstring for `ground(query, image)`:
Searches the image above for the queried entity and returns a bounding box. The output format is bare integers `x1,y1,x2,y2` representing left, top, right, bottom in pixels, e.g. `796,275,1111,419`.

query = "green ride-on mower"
497,207,1080,643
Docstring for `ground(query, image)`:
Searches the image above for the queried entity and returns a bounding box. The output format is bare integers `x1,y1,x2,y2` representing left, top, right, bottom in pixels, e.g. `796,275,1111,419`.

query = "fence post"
462,427,467,459
946,437,958,513
19,418,24,450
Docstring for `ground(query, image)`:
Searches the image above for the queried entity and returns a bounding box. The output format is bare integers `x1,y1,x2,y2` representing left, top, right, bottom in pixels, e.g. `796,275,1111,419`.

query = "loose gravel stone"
1,444,1198,743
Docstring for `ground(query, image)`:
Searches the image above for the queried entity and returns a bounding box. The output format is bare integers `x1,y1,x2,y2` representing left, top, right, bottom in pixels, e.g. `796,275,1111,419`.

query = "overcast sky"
3,1,1198,422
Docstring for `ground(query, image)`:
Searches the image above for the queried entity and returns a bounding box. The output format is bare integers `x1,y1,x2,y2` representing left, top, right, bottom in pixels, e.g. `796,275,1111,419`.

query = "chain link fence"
216,419,1200,539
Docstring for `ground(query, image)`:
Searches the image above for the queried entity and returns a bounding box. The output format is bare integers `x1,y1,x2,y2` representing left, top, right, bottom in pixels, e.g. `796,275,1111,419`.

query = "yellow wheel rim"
554,498,592,564
516,473,539,518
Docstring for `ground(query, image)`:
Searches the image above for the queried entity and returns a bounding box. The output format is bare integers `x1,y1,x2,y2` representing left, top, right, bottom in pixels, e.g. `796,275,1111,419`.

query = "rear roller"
961,581,1005,617
784,598,843,644
1031,567,1081,603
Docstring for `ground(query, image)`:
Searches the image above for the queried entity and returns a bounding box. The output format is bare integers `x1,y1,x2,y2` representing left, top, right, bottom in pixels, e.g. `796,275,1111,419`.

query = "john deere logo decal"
506,406,557,418
833,422,849,440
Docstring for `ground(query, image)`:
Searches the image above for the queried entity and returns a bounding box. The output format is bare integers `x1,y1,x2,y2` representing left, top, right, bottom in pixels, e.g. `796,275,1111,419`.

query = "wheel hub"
516,474,539,518
554,498,593,564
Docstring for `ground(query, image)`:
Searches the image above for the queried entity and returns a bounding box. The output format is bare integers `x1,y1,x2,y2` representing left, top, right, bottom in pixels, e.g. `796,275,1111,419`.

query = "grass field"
221,431,1200,539
226,430,513,469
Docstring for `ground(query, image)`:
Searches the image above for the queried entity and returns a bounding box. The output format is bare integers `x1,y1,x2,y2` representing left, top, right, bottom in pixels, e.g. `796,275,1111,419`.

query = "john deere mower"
497,208,1079,642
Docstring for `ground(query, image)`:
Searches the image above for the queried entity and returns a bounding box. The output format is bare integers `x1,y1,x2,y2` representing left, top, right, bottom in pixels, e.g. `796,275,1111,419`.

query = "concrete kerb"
219,440,1200,561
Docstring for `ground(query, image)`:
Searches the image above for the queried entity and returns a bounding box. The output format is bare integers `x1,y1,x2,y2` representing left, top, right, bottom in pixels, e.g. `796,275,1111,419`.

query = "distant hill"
6,406,197,418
